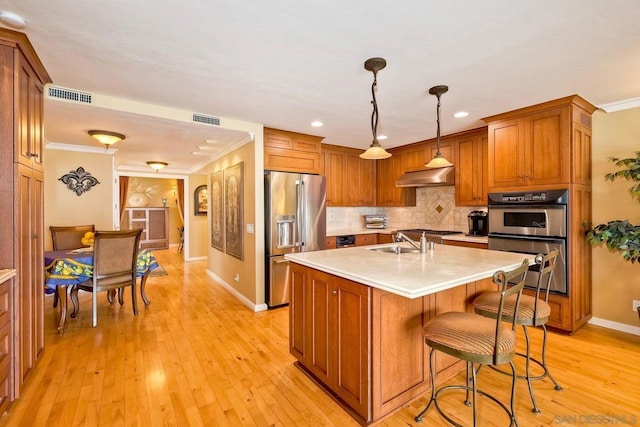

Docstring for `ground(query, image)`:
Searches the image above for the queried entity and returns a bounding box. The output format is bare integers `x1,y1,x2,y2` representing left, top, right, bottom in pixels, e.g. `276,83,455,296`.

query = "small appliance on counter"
364,214,387,229
468,210,488,236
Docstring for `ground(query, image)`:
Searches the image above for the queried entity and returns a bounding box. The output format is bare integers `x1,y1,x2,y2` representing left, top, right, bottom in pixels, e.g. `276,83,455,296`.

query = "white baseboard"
588,317,640,336
206,269,268,312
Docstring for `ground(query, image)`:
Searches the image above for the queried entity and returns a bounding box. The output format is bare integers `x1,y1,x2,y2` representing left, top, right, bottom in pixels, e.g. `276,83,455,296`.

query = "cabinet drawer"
355,234,377,246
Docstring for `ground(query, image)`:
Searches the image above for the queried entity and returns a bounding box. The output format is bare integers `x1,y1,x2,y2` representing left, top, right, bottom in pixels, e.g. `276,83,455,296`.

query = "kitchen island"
285,243,531,425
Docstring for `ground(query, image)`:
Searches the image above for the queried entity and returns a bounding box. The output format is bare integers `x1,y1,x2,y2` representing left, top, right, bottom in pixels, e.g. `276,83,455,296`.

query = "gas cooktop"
397,229,461,236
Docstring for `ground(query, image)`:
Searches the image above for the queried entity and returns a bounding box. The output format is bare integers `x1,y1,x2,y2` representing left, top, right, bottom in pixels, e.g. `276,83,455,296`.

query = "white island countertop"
285,243,531,299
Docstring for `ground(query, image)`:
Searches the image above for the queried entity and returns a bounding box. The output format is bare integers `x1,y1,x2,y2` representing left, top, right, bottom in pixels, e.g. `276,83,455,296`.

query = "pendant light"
425,85,453,168
360,57,391,160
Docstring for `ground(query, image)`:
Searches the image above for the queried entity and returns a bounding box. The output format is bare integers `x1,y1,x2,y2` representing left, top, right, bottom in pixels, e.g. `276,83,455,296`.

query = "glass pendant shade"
360,140,391,160
425,154,453,168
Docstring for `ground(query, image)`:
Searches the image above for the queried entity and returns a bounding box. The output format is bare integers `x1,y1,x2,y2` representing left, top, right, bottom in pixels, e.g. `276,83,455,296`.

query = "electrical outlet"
234,273,240,283
633,300,640,312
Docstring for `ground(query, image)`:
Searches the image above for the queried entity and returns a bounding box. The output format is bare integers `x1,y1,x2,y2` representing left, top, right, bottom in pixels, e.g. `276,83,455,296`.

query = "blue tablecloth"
44,248,159,290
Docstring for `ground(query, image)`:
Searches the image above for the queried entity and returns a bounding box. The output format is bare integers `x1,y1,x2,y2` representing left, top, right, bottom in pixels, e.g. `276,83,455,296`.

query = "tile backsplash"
327,186,486,233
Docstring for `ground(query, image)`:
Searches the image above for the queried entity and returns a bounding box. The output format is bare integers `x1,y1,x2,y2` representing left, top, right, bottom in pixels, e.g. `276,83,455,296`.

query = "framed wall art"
210,171,224,252
194,185,208,216
224,162,244,260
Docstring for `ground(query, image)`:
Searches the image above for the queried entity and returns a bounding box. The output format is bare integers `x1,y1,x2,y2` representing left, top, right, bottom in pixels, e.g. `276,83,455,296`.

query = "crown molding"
598,96,640,113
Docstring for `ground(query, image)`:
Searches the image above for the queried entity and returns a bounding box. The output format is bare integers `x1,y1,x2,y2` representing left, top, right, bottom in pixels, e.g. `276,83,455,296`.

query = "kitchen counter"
287,243,532,424
285,243,529,299
0,269,16,283
442,233,488,244
327,228,390,237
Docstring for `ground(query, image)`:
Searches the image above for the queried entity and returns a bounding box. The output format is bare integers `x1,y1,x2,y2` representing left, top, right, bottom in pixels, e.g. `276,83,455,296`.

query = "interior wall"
591,107,640,327
188,174,208,258
43,149,114,251
206,140,261,305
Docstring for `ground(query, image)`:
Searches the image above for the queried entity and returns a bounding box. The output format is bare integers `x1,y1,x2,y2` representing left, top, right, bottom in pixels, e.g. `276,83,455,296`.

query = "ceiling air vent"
192,113,220,126
47,86,93,104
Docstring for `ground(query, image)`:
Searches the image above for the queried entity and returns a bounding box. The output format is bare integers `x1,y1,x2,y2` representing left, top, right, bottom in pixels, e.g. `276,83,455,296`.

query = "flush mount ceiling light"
310,120,324,127
0,11,27,29
360,57,391,160
146,161,168,172
425,85,454,168
88,130,125,149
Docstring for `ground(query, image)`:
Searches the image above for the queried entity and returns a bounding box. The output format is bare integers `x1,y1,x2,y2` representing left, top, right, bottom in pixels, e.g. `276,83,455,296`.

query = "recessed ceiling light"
192,151,203,155
453,111,469,118
310,121,323,127
0,11,26,29
377,134,388,140
204,139,217,144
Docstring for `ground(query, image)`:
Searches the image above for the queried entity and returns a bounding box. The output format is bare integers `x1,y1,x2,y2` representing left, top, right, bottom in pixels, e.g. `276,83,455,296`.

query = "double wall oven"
488,189,568,295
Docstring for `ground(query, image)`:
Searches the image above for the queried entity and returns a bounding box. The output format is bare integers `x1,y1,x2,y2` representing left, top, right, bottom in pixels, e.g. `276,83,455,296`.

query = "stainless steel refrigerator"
265,171,326,307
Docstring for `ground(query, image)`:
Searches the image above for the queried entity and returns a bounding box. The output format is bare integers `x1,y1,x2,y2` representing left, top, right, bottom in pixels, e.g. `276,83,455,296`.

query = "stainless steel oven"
488,189,568,295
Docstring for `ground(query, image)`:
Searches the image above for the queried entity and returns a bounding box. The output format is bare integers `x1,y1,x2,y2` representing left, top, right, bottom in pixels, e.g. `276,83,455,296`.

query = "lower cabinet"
290,265,370,419
0,276,14,415
121,207,169,249
443,239,488,250
289,263,492,423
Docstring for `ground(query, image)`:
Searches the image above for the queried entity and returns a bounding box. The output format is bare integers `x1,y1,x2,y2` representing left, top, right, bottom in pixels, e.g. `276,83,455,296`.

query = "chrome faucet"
395,231,427,253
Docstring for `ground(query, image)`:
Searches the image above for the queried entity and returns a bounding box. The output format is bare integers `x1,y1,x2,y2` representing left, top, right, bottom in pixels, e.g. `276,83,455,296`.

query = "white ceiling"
2,0,640,174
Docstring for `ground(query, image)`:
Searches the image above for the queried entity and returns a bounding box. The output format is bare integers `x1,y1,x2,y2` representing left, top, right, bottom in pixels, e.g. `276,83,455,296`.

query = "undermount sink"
367,246,420,254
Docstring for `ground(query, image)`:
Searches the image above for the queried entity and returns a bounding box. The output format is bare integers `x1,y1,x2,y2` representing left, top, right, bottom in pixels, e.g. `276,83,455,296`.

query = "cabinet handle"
332,290,337,295
30,152,39,158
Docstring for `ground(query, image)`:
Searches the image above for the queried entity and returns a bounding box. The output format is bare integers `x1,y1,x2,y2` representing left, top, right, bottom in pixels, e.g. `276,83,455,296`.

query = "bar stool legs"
415,348,519,426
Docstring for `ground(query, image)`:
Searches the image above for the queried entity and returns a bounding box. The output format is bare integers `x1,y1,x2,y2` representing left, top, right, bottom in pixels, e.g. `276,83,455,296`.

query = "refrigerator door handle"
296,180,305,248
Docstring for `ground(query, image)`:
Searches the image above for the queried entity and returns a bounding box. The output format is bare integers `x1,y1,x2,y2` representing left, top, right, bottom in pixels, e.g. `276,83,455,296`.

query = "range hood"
395,166,455,187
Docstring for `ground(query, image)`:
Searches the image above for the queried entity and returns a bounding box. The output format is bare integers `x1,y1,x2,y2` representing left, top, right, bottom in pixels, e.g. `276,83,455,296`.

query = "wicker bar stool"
473,249,561,414
415,259,529,426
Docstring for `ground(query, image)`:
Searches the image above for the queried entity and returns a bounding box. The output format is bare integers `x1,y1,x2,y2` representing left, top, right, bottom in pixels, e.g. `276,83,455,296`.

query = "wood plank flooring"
1,248,639,426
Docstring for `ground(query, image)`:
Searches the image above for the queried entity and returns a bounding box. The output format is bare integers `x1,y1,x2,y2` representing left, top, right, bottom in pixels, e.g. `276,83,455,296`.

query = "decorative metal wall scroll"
210,171,224,252
224,162,244,260
58,167,100,196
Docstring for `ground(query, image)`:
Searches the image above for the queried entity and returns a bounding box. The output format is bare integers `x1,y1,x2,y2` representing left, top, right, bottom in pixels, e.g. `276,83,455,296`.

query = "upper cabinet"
322,144,375,206
484,95,596,192
376,151,416,207
264,128,323,174
454,130,488,206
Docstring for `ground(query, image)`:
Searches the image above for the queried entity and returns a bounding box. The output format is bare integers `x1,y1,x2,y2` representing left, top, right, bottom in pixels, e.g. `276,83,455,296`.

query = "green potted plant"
586,151,640,319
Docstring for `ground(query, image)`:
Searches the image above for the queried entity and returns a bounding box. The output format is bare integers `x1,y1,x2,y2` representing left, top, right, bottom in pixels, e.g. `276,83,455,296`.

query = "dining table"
44,248,159,333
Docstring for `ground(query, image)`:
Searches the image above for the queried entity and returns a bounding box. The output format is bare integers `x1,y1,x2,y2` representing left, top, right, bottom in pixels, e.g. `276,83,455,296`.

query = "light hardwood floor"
1,248,639,426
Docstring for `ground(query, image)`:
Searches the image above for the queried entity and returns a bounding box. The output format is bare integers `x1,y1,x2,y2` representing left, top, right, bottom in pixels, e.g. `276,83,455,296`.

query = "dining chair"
70,229,142,327
49,224,95,308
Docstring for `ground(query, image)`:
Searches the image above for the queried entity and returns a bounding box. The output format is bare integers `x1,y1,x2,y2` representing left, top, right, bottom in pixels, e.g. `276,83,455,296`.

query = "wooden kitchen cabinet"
264,128,323,174
122,207,170,249
376,152,416,207
322,144,375,206
289,264,370,419
455,130,488,206
443,239,488,250
484,96,594,192
483,95,596,333
0,275,14,415
355,234,377,246
0,29,51,409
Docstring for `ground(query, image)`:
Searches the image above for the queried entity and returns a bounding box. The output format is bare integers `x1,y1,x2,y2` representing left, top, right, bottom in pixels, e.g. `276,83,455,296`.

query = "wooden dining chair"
49,225,95,308
70,229,142,327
